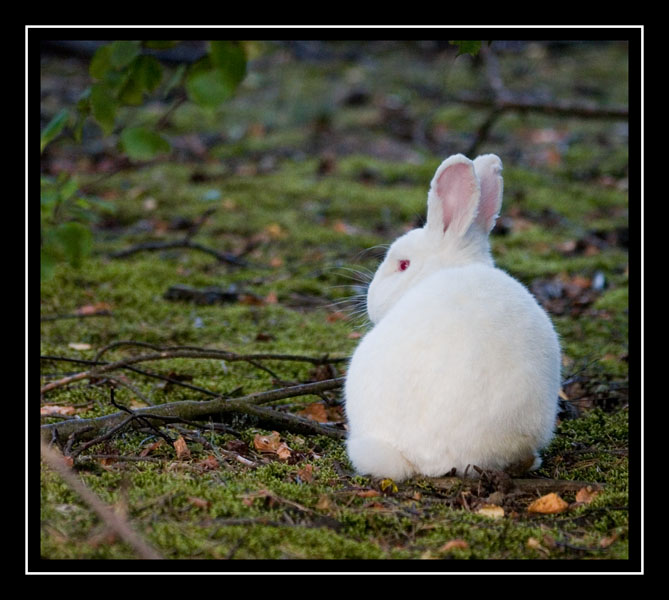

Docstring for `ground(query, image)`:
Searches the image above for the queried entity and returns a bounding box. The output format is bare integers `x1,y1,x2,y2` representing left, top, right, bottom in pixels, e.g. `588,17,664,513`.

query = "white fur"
344,154,561,480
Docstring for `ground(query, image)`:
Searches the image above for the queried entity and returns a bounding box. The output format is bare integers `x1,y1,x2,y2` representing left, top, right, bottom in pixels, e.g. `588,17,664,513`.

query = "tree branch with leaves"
40,40,249,280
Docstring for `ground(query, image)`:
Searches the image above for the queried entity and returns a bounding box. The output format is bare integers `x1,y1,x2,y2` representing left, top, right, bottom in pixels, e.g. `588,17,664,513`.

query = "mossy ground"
38,40,631,568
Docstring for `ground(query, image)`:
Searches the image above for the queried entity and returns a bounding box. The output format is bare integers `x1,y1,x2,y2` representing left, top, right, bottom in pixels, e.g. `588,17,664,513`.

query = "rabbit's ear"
426,154,480,238
473,154,503,233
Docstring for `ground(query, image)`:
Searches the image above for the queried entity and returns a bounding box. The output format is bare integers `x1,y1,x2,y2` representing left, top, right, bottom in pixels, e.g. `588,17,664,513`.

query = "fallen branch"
107,209,244,266
109,238,247,266
40,347,347,395
41,377,346,443
40,441,163,560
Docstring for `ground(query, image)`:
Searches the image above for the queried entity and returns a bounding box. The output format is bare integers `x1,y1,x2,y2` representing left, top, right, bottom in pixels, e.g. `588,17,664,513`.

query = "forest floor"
38,40,631,568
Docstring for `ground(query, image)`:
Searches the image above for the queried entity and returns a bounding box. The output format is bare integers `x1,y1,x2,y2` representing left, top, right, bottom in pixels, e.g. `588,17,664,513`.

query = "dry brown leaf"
355,489,380,498
315,495,332,510
68,342,92,351
139,439,164,457
41,405,76,416
264,223,285,239
439,539,469,552
196,455,219,471
173,436,191,460
297,464,314,483
527,492,569,514
599,533,618,548
76,302,112,315
575,486,600,504
275,442,292,461
253,431,292,460
187,496,211,510
476,504,505,519
254,431,282,453
298,402,329,423
96,456,120,471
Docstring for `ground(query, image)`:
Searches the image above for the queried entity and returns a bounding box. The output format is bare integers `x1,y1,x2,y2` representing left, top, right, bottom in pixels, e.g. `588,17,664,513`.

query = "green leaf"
120,126,171,160
449,40,482,57
59,176,79,201
118,55,163,105
109,41,141,69
118,72,145,105
132,55,163,92
54,222,93,268
40,109,69,153
208,41,246,86
90,44,113,79
185,51,245,108
90,83,118,135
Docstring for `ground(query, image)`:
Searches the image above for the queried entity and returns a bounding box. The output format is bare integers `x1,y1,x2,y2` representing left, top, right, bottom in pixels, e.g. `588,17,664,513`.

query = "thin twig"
104,374,156,406
454,91,628,120
76,454,164,463
41,352,305,399
109,389,175,447
109,239,247,266
67,415,136,460
40,441,163,560
41,347,347,395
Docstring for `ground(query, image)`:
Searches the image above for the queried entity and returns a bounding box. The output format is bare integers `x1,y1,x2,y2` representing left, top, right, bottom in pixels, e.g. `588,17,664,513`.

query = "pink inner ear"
476,171,501,231
435,162,478,233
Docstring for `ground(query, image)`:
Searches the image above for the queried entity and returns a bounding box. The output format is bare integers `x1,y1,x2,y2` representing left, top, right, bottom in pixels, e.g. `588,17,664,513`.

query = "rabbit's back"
345,263,560,476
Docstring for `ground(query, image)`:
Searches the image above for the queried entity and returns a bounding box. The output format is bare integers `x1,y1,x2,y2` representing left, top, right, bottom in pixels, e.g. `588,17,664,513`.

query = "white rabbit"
344,153,561,481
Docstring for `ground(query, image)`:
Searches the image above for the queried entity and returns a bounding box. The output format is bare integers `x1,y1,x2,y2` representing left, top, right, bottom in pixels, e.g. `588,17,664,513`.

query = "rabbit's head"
366,154,504,324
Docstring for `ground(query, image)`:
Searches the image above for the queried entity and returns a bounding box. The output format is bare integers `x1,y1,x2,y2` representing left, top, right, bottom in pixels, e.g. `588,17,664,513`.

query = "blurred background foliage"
40,39,629,279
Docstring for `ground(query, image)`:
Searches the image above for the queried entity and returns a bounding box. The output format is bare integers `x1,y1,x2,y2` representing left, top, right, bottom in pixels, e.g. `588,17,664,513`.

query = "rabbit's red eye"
398,259,410,272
